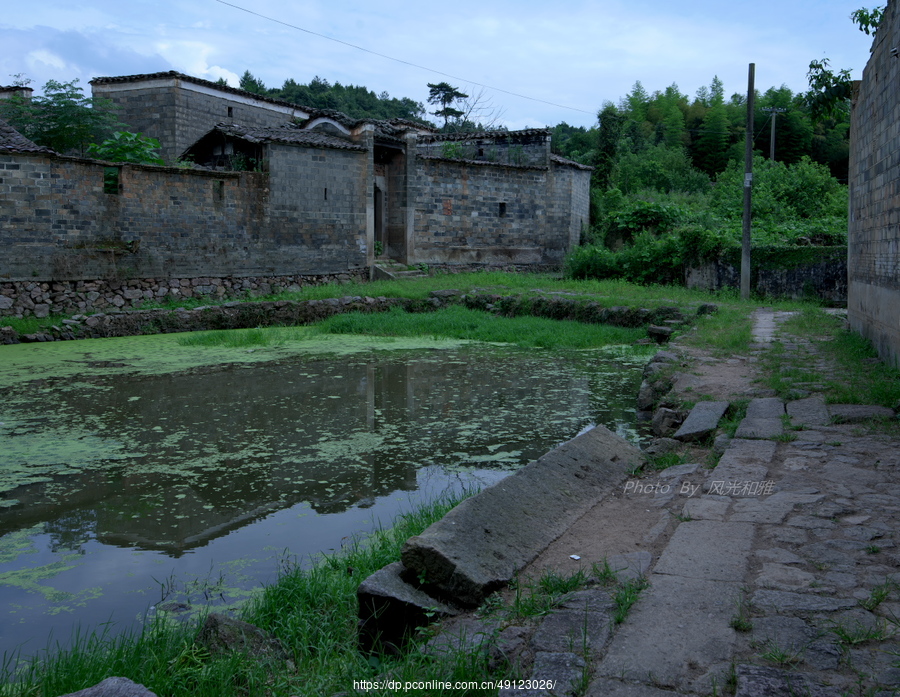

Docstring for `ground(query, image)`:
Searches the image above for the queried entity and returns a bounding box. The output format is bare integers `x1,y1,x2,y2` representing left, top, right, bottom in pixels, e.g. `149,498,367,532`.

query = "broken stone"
195,612,287,661
57,677,158,697
828,404,895,423
673,400,728,442
357,561,460,652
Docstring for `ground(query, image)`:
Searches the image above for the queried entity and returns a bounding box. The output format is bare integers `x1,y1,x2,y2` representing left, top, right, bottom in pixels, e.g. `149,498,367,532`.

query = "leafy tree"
0,78,121,155
86,131,165,165
426,82,468,128
594,102,624,190
805,59,853,123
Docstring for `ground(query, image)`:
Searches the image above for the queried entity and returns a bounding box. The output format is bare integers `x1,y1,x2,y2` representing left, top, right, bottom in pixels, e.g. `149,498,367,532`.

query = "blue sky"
0,0,878,130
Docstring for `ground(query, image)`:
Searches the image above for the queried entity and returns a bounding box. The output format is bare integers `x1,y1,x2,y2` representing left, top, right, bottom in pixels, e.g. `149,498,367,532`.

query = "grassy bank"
1,492,492,697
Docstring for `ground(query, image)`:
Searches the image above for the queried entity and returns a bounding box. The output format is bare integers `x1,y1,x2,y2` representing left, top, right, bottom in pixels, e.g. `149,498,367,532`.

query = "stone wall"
92,76,310,163
1,148,369,298
411,159,578,265
848,2,900,368
685,250,848,304
0,271,366,318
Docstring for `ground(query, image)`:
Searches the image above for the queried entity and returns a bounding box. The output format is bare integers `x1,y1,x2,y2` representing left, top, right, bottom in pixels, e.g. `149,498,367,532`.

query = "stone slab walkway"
459,308,900,696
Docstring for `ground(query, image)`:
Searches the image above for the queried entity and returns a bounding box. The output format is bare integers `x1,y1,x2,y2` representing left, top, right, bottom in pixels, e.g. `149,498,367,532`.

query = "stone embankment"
0,290,715,345
0,272,368,319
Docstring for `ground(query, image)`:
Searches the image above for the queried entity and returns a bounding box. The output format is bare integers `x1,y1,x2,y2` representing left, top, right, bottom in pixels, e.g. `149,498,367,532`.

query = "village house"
0,72,590,317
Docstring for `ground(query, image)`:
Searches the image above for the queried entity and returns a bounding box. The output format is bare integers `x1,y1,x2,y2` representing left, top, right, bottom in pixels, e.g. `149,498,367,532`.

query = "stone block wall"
1,149,368,300
848,1,900,367
411,159,576,265
92,77,309,163
267,143,369,268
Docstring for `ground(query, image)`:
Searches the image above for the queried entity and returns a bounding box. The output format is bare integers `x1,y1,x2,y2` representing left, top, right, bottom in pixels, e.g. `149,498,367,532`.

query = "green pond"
0,329,650,659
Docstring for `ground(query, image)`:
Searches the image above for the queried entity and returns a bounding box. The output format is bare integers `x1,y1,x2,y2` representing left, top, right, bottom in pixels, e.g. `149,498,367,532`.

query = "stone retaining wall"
0,289,708,344
0,271,367,318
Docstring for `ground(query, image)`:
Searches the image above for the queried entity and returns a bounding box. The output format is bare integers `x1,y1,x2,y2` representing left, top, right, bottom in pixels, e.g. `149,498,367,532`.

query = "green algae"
0,331,470,390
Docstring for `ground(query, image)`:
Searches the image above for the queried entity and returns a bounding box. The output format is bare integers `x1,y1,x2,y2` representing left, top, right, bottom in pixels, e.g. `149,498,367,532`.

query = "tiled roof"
91,71,313,113
419,128,551,143
417,154,549,171
550,154,593,170
0,118,55,154
204,123,367,151
299,109,434,138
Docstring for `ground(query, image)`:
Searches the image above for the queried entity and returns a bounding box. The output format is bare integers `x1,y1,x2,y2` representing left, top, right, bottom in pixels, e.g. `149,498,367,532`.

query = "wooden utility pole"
741,64,755,301
763,107,786,160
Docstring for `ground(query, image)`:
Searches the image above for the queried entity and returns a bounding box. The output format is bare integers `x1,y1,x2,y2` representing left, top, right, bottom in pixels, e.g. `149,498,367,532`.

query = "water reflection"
0,342,644,656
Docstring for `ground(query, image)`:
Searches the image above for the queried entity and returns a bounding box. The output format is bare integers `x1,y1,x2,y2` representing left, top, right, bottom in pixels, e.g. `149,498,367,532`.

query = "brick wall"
411,159,582,265
1,147,367,289
848,1,900,368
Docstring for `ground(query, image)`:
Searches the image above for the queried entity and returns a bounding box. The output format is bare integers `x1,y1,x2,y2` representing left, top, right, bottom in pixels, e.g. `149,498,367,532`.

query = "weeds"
758,638,804,666
859,580,895,611
829,618,893,646
730,593,753,632
612,577,649,625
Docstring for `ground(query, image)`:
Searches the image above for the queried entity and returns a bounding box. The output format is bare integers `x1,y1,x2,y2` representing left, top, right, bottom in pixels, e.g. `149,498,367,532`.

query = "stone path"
462,309,900,696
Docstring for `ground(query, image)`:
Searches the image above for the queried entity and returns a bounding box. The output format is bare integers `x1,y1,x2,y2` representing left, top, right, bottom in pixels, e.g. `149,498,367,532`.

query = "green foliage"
711,155,848,243
851,6,884,35
427,82,468,128
86,131,165,165
266,75,426,123
0,78,121,155
615,144,710,195
806,59,853,123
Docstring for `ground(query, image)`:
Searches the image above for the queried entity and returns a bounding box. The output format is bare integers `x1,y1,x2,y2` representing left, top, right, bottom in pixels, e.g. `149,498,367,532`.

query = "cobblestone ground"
437,309,900,697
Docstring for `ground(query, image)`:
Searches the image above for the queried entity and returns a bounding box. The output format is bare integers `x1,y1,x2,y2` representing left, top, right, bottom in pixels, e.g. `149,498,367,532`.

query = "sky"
0,0,879,131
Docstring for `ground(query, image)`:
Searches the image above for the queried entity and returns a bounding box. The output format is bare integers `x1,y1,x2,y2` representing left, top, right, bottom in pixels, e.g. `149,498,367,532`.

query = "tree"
0,78,121,155
86,131,165,165
594,102,624,190
427,82,468,128
805,59,853,123
239,70,266,95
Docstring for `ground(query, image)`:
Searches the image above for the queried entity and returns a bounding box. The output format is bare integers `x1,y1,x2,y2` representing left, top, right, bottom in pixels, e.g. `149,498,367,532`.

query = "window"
499,202,507,217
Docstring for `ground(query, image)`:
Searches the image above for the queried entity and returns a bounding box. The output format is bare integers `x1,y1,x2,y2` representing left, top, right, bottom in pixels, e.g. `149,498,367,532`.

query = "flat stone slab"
597,575,741,689
604,551,652,581
751,589,857,613
734,664,840,697
828,404,896,423
653,520,754,582
402,425,644,606
787,397,830,427
683,496,731,521
704,439,775,495
673,401,729,442
586,678,682,696
734,417,783,439
745,397,785,420
729,491,823,524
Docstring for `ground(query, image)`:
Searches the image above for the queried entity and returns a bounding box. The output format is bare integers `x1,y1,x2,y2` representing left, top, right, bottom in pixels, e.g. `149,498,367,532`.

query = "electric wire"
213,0,594,115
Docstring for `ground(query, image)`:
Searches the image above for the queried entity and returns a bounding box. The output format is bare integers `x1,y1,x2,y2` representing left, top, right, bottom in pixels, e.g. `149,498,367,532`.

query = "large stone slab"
402,425,643,606
745,398,786,420
734,664,839,697
673,401,729,442
787,397,830,427
734,418,783,439
597,575,741,689
653,520,754,582
828,404,896,423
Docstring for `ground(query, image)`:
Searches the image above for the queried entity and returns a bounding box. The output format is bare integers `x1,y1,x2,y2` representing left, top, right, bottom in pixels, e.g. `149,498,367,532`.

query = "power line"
213,0,594,116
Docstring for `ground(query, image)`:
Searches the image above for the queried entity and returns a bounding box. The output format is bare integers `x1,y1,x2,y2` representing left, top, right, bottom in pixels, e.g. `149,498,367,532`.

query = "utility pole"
741,64,755,301
763,107,786,160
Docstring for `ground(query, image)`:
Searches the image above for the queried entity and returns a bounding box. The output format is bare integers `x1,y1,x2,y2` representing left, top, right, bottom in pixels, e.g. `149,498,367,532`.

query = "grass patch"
720,399,750,438
1,491,489,697
680,304,753,356
761,307,900,408
316,305,648,350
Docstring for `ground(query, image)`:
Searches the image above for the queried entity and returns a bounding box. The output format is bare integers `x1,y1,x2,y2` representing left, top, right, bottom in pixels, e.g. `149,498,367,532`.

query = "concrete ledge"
401,425,644,607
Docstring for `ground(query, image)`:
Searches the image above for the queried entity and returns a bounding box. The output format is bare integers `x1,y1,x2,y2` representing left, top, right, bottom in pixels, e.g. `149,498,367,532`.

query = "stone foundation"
0,271,368,318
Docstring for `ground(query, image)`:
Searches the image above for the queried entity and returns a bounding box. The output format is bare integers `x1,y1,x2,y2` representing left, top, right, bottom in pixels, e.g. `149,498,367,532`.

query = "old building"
1,72,590,317
848,3,900,368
